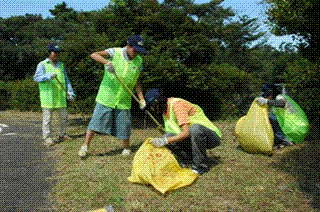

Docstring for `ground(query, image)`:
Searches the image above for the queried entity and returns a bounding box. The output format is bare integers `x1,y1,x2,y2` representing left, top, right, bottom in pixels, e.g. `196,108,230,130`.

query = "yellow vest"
39,61,66,108
163,98,222,138
96,48,142,109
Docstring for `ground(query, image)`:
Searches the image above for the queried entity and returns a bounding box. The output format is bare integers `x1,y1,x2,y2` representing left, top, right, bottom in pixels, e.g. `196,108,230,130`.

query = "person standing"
34,43,76,147
144,88,222,175
78,35,147,157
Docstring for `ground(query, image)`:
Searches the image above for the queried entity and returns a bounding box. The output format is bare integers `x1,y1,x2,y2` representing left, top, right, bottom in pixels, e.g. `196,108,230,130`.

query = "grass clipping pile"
128,138,198,194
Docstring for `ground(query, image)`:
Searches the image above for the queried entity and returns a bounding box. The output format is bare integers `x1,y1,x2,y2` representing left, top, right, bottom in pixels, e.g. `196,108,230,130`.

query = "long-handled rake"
112,71,165,134
54,77,88,137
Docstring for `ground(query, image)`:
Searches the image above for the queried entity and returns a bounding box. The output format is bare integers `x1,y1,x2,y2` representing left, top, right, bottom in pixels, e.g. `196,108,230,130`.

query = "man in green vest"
34,43,76,147
144,88,222,174
78,35,147,157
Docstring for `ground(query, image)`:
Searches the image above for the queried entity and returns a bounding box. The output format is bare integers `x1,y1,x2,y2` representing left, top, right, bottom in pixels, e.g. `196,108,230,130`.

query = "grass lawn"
2,111,319,211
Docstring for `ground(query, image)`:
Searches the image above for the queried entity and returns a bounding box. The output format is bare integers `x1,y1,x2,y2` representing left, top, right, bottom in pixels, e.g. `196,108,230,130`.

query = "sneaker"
192,169,199,174
78,145,88,157
44,138,54,147
191,164,210,175
121,149,131,156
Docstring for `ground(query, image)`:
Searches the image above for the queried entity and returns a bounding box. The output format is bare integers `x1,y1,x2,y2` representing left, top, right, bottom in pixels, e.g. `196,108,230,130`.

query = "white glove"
256,97,268,106
106,62,115,73
150,137,168,147
67,95,75,101
139,99,146,111
50,72,57,79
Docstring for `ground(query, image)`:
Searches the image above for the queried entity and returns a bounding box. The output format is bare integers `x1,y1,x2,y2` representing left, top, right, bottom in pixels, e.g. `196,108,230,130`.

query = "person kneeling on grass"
144,89,222,175
78,35,147,157
255,84,294,149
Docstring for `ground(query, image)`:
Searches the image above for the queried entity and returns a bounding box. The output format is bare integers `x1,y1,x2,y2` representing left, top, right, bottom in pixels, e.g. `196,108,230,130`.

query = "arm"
267,99,286,108
33,62,52,82
64,68,75,97
90,50,112,65
135,76,144,101
166,124,190,144
268,95,286,108
256,96,285,108
165,100,191,143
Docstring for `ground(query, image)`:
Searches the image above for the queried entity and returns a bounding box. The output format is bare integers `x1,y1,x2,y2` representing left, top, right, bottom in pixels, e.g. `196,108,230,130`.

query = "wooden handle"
112,72,165,133
55,78,86,120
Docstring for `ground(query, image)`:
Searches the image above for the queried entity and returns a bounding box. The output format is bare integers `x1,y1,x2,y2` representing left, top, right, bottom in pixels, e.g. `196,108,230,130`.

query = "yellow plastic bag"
235,101,274,155
128,138,198,194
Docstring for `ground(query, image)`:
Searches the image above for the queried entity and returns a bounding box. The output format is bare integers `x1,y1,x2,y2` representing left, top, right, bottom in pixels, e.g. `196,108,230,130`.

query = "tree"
217,15,266,71
49,2,74,17
265,0,319,62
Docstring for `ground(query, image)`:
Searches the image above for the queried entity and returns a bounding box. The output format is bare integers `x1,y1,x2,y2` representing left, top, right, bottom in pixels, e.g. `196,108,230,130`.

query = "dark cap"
145,88,165,109
127,35,147,55
47,43,64,52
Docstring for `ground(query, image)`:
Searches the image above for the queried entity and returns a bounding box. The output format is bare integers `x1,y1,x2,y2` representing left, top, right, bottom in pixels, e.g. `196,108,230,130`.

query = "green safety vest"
163,98,222,138
39,61,67,108
96,48,143,109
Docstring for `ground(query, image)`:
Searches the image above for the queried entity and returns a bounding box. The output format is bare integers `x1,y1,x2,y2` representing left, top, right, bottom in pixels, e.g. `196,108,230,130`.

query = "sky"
0,0,296,49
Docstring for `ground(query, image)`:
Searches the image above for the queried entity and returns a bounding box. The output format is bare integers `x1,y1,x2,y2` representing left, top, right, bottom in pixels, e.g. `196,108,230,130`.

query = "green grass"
2,111,319,211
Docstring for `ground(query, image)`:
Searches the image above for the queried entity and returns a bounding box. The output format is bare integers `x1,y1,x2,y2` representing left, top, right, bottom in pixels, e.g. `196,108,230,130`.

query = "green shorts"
88,102,132,140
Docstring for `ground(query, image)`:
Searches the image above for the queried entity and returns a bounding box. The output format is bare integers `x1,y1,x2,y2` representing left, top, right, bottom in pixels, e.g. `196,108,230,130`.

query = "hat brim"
133,45,148,55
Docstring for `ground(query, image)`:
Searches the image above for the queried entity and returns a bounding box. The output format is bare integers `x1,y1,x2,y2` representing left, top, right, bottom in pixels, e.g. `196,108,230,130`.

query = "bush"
285,58,320,126
0,81,10,111
8,77,40,111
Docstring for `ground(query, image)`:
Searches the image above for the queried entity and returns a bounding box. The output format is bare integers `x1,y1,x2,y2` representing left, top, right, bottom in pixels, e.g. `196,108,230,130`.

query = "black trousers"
163,124,221,167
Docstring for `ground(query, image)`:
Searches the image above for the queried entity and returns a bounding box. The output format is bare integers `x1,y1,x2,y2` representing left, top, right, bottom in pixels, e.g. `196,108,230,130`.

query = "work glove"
256,97,268,106
106,62,115,74
50,72,57,79
67,94,75,101
150,137,168,147
139,99,147,111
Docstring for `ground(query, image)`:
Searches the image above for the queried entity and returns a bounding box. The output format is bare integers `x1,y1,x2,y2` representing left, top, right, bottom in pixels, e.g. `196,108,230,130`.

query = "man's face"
127,45,140,60
49,51,60,61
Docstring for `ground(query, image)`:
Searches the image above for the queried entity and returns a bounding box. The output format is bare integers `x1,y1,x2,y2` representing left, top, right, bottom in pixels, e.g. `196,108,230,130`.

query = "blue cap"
127,35,147,55
145,88,162,107
47,43,64,52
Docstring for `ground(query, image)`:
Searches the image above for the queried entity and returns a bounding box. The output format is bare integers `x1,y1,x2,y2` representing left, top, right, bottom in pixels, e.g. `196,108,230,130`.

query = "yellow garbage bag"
128,138,198,194
235,100,274,155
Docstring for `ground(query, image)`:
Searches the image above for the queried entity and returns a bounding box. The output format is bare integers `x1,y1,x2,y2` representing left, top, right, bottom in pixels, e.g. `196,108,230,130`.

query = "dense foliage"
265,0,319,125
0,0,317,123
265,0,319,63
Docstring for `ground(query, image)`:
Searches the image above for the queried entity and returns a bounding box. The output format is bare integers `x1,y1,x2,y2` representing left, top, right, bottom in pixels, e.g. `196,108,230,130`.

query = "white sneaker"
78,145,88,157
192,169,199,174
121,149,131,156
44,138,54,147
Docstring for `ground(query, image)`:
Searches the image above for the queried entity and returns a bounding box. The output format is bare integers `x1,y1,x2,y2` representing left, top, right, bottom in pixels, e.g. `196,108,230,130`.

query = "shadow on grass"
68,117,91,127
271,126,320,210
96,143,144,157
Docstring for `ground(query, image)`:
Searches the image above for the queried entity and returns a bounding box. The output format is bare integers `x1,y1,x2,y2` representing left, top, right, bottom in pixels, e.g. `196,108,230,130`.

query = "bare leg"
123,139,130,149
84,129,95,148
